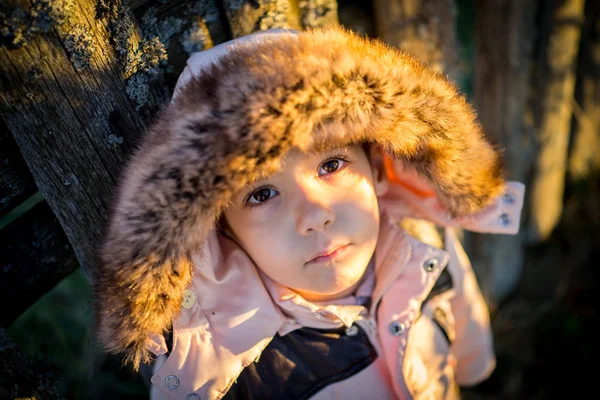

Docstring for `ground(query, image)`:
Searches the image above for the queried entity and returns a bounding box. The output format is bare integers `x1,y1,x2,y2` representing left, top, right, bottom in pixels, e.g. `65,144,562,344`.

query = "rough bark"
0,0,149,279
129,0,231,116
297,0,339,29
470,0,538,305
373,0,461,83
223,0,301,38
528,0,585,242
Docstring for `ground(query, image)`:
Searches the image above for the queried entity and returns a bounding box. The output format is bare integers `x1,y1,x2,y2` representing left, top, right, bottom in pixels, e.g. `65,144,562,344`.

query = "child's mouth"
307,244,350,264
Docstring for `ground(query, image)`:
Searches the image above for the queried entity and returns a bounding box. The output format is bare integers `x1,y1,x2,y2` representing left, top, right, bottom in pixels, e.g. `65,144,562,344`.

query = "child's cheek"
325,168,365,188
343,174,379,202
242,196,283,225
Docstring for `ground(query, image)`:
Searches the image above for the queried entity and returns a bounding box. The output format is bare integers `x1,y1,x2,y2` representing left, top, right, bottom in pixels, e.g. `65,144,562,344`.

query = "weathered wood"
529,0,585,242
298,0,339,29
0,0,148,278
222,0,343,39
0,328,64,399
373,0,461,83
0,119,37,218
131,0,230,46
223,0,302,38
470,0,538,305
0,201,79,327
130,0,231,114
569,1,600,181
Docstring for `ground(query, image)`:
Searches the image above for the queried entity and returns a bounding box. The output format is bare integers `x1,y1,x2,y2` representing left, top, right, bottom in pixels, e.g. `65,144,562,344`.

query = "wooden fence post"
0,0,148,280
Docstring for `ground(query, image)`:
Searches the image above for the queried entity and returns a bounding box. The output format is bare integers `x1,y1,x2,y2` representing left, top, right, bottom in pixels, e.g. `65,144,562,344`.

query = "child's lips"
307,244,350,264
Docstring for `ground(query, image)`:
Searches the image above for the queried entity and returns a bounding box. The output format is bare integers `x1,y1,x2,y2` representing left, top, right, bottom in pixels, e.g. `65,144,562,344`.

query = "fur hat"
94,25,504,369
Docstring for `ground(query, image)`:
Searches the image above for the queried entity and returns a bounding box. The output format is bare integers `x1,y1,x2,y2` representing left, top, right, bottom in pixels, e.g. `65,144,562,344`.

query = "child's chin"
306,266,369,299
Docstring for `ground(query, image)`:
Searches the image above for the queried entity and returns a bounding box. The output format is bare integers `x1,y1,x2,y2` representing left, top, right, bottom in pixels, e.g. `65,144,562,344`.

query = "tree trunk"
528,0,585,242
470,0,538,306
569,1,600,181
373,0,461,83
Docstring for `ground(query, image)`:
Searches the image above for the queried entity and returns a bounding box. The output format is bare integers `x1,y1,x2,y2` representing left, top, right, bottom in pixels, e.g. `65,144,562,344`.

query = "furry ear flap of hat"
94,25,505,370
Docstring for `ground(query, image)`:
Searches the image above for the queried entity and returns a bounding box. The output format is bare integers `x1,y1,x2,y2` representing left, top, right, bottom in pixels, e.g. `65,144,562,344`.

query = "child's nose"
293,185,335,235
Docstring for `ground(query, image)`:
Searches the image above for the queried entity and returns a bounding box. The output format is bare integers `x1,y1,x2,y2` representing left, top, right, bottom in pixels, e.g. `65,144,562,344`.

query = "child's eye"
246,187,279,206
318,157,348,176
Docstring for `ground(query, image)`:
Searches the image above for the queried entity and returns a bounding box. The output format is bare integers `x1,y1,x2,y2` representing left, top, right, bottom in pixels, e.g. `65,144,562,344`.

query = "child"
94,26,524,399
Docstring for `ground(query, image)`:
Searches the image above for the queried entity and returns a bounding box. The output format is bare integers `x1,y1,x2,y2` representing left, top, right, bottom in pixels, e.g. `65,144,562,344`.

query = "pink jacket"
147,173,524,399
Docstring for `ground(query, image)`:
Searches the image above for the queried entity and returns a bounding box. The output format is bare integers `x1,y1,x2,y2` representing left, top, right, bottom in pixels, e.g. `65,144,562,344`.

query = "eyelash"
243,153,351,209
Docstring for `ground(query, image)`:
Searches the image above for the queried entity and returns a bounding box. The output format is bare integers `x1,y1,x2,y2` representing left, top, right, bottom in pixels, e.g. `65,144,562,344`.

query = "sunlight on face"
223,144,388,301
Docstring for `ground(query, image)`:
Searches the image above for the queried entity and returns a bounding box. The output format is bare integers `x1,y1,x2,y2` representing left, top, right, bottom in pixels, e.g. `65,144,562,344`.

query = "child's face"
223,144,388,301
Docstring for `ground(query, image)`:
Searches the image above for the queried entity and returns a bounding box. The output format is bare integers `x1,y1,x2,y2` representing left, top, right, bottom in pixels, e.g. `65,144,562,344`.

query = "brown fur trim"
95,25,504,369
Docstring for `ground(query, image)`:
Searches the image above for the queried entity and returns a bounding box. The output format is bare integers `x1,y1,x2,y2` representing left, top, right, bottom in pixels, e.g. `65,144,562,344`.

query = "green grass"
7,268,148,399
